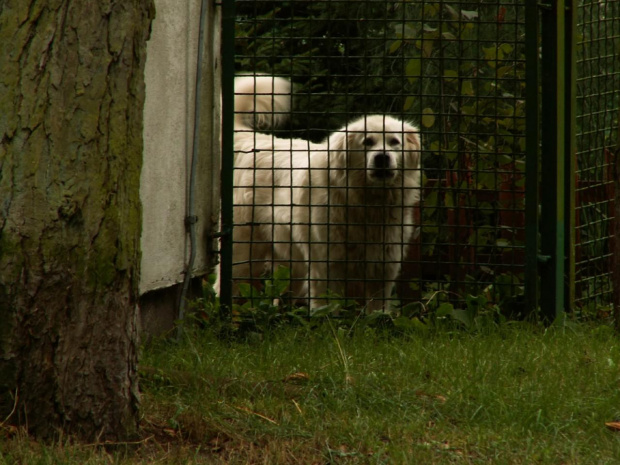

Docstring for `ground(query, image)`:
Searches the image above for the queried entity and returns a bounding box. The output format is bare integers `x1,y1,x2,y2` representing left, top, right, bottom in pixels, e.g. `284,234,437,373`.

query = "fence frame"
218,0,616,321
537,0,576,320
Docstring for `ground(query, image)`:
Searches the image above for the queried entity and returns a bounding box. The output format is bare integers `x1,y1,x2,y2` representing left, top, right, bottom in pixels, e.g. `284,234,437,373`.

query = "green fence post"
539,0,567,321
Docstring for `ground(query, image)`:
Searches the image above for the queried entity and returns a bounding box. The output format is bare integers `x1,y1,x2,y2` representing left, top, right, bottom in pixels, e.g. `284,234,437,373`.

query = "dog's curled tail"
234,75,292,130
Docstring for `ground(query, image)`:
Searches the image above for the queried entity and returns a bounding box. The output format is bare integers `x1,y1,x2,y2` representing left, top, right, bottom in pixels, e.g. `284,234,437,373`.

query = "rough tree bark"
0,1,154,440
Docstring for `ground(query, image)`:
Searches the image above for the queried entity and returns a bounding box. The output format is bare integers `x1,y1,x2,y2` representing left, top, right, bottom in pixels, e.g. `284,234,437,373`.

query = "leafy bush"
190,269,521,336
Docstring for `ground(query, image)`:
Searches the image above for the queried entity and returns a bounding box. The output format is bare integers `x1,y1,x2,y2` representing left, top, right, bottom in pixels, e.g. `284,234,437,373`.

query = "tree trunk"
0,0,154,440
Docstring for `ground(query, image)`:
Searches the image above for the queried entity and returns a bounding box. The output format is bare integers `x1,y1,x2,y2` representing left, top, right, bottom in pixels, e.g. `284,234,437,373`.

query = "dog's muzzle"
370,152,396,179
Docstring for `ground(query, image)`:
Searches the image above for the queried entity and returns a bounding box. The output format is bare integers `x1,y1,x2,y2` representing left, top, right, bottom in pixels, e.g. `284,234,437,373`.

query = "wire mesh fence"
574,0,620,318
220,0,618,320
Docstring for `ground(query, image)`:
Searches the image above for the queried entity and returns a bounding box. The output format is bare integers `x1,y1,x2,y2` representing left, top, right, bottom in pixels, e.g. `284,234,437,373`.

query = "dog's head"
328,115,421,190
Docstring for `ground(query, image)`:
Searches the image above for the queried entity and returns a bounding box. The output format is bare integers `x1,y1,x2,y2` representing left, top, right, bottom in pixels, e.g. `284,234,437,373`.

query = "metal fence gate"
574,0,619,318
218,0,619,322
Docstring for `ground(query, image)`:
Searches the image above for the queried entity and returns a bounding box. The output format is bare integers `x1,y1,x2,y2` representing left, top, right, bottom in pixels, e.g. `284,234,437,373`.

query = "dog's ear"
404,125,423,204
326,129,349,184
404,126,422,169
404,127,421,152
327,129,347,154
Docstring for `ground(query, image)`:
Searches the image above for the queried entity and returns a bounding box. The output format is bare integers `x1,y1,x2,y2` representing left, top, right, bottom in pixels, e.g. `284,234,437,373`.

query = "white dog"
229,76,421,310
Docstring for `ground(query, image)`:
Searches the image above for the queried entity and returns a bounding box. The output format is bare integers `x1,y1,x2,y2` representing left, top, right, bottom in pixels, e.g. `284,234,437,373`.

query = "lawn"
2,320,620,463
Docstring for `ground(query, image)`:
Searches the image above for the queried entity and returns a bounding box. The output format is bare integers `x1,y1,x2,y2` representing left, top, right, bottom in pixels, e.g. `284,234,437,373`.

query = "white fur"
228,76,422,310
234,75,292,131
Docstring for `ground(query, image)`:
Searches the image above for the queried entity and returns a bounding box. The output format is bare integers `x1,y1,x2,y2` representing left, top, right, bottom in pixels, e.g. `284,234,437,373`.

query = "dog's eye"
389,137,401,146
363,137,375,147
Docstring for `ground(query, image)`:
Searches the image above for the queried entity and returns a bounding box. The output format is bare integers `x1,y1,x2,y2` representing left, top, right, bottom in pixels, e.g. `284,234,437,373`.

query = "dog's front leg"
363,283,393,313
364,262,400,313
308,260,329,309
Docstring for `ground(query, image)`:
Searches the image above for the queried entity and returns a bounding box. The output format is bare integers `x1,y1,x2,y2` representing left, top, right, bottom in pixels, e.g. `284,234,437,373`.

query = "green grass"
2,321,620,463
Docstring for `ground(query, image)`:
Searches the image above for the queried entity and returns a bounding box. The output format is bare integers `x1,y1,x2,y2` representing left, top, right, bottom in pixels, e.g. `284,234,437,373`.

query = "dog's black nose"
373,153,391,169
370,153,395,180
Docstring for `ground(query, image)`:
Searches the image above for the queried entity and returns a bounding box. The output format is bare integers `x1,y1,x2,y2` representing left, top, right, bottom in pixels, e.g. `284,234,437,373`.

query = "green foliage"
189,267,532,336
395,277,527,333
189,268,311,335
232,266,313,331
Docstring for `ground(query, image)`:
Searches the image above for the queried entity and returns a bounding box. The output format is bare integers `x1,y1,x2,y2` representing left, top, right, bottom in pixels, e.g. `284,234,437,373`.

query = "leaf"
497,65,514,78
461,104,475,116
605,422,620,431
416,390,447,403
461,80,475,96
423,3,440,18
272,266,291,293
404,95,415,111
421,108,436,128
392,316,417,330
238,282,253,299
436,302,454,317
443,69,459,82
444,192,454,208
422,37,435,58
461,9,479,20
483,46,497,61
450,309,474,328
498,154,514,165
405,58,421,83
361,310,385,323
423,190,438,207
466,294,488,312
402,24,418,39
443,4,459,20
389,39,402,54
310,304,339,318
283,372,310,383
500,43,514,55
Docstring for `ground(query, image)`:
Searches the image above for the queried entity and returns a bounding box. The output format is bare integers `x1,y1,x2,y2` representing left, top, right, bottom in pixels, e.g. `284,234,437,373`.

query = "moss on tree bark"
0,0,155,440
